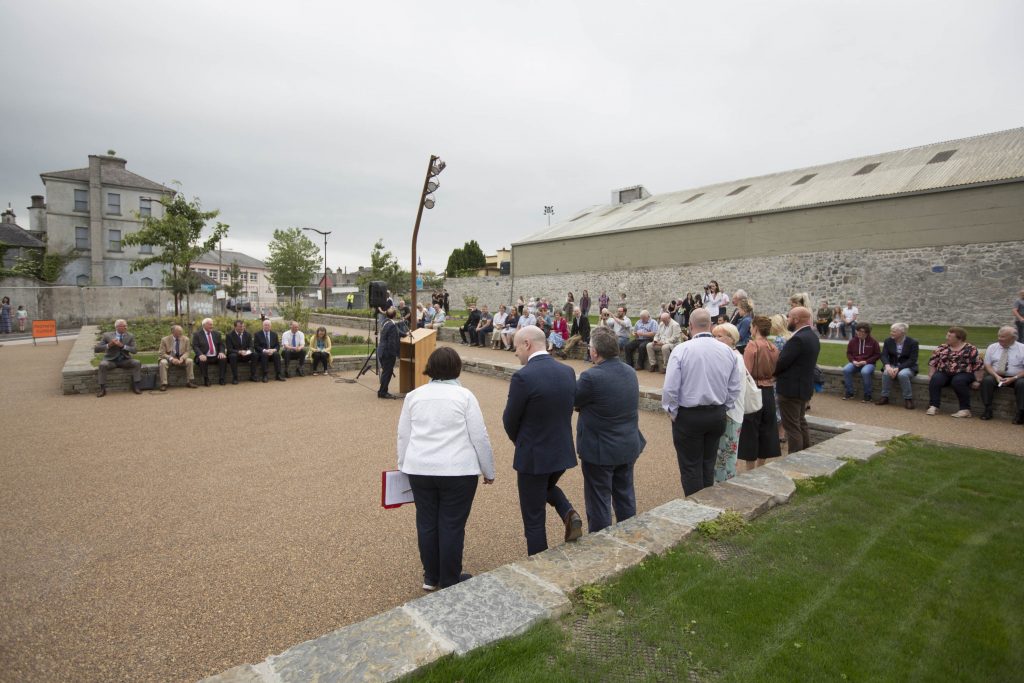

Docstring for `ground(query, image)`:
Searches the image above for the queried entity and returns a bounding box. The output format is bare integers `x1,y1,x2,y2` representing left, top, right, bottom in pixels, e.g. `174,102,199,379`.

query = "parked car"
227,298,252,312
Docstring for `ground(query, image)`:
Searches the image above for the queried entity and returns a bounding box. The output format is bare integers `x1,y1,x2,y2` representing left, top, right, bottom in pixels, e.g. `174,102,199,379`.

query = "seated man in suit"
503,325,582,555
157,324,198,391
94,318,143,397
561,306,591,360
226,319,258,384
575,326,646,532
646,311,684,373
192,317,228,386
980,326,1024,423
281,320,307,377
459,305,481,344
254,319,285,382
876,322,919,409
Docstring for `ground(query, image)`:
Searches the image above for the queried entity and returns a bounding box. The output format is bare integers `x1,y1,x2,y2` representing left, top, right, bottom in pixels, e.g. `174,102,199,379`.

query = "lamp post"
410,155,445,328
302,227,332,309
544,205,554,226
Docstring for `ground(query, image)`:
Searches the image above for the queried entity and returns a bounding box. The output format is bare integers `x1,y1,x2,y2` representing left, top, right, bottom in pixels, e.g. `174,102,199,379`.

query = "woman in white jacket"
397,347,495,591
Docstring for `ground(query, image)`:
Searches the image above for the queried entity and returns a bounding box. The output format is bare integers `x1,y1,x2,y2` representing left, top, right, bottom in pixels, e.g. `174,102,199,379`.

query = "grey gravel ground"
2,338,1020,683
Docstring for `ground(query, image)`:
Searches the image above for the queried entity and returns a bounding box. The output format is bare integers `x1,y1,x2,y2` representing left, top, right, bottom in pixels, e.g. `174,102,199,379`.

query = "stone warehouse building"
31,153,175,286
447,128,1024,326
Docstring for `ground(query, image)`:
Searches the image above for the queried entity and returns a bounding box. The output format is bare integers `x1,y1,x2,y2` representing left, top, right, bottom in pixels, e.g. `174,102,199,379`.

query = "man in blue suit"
574,326,646,533
503,325,582,555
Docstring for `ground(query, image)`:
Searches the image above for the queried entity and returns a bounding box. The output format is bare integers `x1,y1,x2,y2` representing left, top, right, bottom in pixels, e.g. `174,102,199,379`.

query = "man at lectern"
379,307,405,399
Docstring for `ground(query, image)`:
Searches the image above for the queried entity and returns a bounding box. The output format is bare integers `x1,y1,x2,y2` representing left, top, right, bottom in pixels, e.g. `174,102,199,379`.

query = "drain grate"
567,613,688,682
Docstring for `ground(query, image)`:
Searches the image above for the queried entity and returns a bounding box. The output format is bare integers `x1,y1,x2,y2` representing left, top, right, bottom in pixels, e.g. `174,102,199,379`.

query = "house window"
107,193,121,215
76,274,89,286
140,277,153,287
139,198,152,217
250,272,258,281
108,229,122,252
110,276,122,286
139,243,152,254
75,226,89,250
74,189,88,212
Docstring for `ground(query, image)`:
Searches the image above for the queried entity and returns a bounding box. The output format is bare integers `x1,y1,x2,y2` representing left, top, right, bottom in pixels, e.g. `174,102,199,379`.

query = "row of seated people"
94,318,336,397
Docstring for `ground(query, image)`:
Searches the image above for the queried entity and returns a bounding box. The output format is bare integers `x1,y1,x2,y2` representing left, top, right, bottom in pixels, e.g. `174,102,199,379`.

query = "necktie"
207,332,214,355
996,348,1009,374
174,337,179,357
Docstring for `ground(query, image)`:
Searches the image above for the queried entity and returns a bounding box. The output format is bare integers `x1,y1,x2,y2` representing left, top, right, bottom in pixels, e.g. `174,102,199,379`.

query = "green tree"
265,228,322,301
225,262,245,318
12,247,77,282
358,238,407,294
462,240,486,269
122,192,228,322
445,248,466,277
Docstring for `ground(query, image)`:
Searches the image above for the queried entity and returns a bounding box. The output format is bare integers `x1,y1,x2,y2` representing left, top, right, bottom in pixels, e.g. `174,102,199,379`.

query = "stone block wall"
442,241,1024,327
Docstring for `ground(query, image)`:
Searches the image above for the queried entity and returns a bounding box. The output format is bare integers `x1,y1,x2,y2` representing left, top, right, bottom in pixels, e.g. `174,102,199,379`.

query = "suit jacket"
880,336,919,374
774,326,820,400
95,331,137,362
192,329,224,357
225,329,254,354
574,358,646,466
502,354,578,474
254,329,280,353
570,315,591,343
379,319,401,360
158,334,192,361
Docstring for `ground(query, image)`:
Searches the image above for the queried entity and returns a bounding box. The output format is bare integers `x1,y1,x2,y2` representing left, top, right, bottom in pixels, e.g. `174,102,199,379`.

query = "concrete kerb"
198,356,898,683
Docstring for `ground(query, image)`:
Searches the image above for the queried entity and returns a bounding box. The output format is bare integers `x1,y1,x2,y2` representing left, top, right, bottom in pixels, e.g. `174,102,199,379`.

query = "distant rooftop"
195,250,266,269
41,155,175,194
516,127,1024,245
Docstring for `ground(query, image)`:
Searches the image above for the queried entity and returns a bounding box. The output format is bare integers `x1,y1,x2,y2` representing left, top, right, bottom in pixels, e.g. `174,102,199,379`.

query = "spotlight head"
430,158,446,176
423,198,435,209
427,180,439,193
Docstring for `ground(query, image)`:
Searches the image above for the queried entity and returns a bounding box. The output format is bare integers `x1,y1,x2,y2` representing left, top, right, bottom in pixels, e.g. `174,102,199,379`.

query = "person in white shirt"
426,304,446,329
980,326,1024,424
841,300,859,339
490,305,509,349
397,347,495,590
646,312,684,373
607,307,632,350
281,320,306,377
702,280,730,322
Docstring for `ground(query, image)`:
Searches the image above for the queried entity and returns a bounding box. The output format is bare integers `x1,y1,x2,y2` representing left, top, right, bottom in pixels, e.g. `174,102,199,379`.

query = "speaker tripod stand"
356,315,380,379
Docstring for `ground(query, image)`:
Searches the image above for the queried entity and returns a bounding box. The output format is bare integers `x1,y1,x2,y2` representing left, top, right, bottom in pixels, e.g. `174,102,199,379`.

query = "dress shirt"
285,330,305,349
433,310,446,324
607,316,631,339
397,380,496,479
654,319,682,344
662,333,742,418
985,341,1024,376
633,318,658,338
518,314,537,329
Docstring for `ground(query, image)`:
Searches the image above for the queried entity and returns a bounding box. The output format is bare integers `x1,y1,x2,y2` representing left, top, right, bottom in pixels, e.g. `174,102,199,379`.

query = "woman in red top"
842,323,882,402
927,327,983,417
547,311,570,352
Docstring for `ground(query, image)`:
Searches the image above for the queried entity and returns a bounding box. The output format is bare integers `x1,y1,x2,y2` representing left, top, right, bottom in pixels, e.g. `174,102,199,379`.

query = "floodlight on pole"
411,155,445,327
302,227,332,307
544,205,554,226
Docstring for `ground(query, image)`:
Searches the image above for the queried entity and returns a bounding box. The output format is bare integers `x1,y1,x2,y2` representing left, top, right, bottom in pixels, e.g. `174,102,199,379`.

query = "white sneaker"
951,410,971,418
926,406,937,416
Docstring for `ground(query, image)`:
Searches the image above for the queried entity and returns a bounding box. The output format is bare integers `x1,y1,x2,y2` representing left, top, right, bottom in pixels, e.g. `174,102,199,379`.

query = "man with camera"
157,324,198,391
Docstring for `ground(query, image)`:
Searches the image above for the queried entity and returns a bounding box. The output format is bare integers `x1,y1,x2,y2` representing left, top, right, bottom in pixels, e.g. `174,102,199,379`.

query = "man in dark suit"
774,307,821,453
459,305,481,344
192,317,228,386
378,307,403,399
254,319,285,382
876,322,919,409
503,325,582,555
560,306,591,360
226,319,258,384
574,326,646,533
94,318,142,397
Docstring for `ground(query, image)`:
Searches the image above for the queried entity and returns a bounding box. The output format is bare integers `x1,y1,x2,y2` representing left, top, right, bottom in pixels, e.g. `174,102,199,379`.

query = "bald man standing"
774,306,821,453
503,326,583,555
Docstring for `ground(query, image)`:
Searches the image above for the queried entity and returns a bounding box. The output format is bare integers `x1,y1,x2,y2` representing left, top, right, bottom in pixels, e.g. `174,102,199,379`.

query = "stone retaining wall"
62,326,367,395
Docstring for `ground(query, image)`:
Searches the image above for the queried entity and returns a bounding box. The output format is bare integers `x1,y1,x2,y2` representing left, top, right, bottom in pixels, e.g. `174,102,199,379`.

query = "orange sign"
32,319,57,345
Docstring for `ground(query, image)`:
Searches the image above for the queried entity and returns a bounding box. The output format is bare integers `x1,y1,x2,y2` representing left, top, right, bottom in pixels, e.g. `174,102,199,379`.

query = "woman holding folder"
397,347,496,591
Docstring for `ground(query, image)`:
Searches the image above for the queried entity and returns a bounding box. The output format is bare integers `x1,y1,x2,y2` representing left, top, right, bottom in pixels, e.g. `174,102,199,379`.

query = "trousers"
581,460,636,533
408,474,478,589
671,404,727,496
517,470,573,556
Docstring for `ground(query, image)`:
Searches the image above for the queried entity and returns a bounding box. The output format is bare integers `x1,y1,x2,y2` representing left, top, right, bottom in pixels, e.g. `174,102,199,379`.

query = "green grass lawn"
91,345,370,367
406,438,1024,682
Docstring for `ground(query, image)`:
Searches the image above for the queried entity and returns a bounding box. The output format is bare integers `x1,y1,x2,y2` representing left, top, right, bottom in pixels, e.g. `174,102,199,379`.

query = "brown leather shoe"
905,399,915,410
875,397,889,406
131,384,143,395
96,386,106,398
563,510,583,542
186,381,198,389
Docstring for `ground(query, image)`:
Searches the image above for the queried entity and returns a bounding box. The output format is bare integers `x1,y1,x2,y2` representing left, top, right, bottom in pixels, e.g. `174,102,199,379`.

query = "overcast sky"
1,0,1021,273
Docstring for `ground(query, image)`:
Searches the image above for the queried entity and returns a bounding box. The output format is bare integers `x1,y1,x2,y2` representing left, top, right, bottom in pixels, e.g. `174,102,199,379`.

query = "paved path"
2,334,1019,682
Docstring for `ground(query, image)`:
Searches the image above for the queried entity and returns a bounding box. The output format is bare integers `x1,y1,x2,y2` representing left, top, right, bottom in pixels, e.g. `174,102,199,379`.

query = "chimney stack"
28,194,47,232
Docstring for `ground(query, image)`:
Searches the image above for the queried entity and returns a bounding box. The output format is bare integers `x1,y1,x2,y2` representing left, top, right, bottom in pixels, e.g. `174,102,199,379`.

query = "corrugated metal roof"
517,127,1024,245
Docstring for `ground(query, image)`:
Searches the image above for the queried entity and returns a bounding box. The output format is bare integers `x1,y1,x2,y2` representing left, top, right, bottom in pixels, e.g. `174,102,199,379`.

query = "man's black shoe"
276,376,286,382
232,379,239,385
378,392,401,400
980,408,993,421
296,367,304,377
283,371,289,378
203,378,210,387
262,376,269,383
219,379,226,386
1014,411,1024,425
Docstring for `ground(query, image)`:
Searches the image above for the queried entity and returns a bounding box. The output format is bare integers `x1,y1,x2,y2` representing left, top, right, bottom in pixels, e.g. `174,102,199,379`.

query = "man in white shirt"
841,300,859,339
607,307,632,351
980,326,1024,424
282,320,307,377
426,304,446,329
646,312,684,373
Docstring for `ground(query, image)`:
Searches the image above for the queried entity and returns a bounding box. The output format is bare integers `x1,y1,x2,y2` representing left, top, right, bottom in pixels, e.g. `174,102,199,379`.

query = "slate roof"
516,127,1024,245
40,161,174,194
0,221,45,248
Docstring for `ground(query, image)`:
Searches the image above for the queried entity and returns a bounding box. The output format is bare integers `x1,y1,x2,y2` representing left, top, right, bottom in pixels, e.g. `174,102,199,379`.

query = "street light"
411,155,446,327
302,227,332,308
544,205,554,226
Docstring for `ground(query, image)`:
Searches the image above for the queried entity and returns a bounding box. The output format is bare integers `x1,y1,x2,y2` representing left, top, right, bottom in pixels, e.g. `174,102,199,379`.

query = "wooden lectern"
399,328,437,393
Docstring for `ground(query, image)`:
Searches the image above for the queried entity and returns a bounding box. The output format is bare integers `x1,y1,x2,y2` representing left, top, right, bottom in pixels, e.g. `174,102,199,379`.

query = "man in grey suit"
94,318,142,397
574,326,646,533
503,325,582,555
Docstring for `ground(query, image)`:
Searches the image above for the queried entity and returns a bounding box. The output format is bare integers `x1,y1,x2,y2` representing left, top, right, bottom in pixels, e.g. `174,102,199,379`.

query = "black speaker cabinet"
368,281,389,309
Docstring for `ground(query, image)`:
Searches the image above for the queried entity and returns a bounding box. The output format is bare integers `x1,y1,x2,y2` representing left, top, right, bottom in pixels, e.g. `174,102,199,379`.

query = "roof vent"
570,212,591,222
854,162,881,176
792,174,816,185
927,149,957,164
632,201,656,212
682,192,704,204
727,185,750,196
610,185,651,205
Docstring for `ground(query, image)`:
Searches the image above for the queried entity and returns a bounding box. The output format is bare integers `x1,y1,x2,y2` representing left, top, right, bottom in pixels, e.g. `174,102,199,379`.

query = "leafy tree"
122,192,228,322
445,248,465,277
358,238,408,294
265,228,322,301
462,240,486,269
225,262,245,318
12,247,77,282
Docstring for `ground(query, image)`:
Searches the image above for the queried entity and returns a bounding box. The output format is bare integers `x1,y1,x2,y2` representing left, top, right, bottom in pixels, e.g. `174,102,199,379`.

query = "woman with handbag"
711,323,749,483
738,316,781,470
